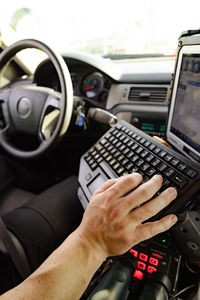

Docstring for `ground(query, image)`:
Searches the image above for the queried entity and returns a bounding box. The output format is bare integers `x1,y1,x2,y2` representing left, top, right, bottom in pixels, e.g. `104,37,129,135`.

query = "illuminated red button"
147,266,157,273
139,253,148,262
133,270,143,280
130,249,138,258
137,261,146,270
151,252,163,259
149,257,159,266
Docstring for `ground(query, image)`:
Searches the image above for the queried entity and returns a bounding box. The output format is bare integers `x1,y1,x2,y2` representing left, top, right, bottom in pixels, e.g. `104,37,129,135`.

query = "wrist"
73,227,108,264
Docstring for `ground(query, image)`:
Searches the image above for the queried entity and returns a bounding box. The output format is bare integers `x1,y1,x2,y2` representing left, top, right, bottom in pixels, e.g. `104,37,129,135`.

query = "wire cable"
169,284,197,299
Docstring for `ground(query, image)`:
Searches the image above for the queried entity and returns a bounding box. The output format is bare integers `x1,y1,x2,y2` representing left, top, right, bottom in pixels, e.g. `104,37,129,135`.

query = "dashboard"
34,52,176,137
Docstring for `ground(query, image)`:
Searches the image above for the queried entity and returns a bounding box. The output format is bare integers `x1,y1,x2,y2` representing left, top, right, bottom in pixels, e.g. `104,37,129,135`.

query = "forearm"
1,229,105,300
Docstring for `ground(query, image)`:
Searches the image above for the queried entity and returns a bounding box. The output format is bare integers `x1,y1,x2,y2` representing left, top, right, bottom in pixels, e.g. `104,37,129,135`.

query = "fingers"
100,173,143,200
134,214,178,243
93,173,142,197
131,187,177,223
120,175,163,214
93,178,118,196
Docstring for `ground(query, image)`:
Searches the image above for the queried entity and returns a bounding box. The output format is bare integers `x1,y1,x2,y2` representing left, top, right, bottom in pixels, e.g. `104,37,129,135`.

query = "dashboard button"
137,261,146,270
147,266,157,273
130,249,138,258
133,270,143,280
139,253,148,262
149,257,159,266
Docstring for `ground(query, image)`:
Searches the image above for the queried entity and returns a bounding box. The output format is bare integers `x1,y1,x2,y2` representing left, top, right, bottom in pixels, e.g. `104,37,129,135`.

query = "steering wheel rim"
0,39,73,159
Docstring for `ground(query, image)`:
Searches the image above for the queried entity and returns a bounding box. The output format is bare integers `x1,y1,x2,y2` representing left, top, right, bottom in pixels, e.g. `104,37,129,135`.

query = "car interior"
0,1,200,299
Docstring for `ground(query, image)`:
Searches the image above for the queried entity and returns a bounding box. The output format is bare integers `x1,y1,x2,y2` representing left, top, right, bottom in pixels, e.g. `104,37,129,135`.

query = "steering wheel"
0,39,73,159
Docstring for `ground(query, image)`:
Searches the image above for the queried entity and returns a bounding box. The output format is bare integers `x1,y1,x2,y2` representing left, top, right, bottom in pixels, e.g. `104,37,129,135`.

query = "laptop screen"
167,46,200,163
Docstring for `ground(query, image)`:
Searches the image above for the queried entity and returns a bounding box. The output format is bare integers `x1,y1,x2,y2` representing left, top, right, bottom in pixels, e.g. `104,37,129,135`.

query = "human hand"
77,173,178,259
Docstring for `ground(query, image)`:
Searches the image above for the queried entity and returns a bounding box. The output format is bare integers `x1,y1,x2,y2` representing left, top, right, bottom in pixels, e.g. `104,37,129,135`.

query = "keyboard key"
94,154,100,160
147,168,156,176
177,162,187,171
170,158,179,166
121,158,129,166
113,151,121,158
95,143,103,151
148,143,156,151
131,132,138,139
131,143,138,151
126,162,133,171
144,141,151,147
136,147,143,154
157,163,167,172
119,134,126,141
136,135,142,142
145,154,154,162
116,167,125,175
185,168,197,178
140,150,149,158
151,158,161,167
127,151,134,159
91,162,98,170
119,145,126,151
140,138,146,145
112,139,119,145
109,158,117,166
106,155,112,162
164,168,175,178
103,152,109,158
100,148,106,155
136,159,144,167
115,132,122,138
107,145,114,152
115,141,122,148
100,138,107,145
141,163,150,171
123,148,130,155
158,150,167,158
164,154,173,162
110,148,117,155
132,155,139,162
113,162,120,170
123,138,130,144
131,167,139,173
127,140,134,147
171,174,188,189
118,154,125,162
109,136,115,142
153,147,161,154
97,157,103,164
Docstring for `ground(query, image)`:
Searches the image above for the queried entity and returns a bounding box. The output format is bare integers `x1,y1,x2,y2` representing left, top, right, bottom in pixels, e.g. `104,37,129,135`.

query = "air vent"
128,87,167,102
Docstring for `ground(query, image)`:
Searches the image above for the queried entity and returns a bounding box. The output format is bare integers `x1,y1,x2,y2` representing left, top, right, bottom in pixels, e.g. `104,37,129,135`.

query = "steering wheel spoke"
0,88,12,129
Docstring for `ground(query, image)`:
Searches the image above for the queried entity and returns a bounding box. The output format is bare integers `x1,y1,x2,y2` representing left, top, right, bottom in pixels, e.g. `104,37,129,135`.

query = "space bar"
100,161,118,179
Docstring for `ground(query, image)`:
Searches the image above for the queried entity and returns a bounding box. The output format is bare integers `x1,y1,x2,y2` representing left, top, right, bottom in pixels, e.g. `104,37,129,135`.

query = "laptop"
78,36,200,220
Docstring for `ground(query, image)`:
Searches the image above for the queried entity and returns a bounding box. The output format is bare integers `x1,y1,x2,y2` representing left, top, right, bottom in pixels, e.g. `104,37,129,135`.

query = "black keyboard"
78,121,200,220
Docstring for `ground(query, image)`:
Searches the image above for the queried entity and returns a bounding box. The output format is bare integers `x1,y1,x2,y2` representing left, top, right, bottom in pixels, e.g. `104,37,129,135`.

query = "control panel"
128,231,181,295
131,115,167,137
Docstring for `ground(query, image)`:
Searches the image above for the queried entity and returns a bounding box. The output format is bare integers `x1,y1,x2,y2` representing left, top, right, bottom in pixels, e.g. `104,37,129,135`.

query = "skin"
1,173,178,300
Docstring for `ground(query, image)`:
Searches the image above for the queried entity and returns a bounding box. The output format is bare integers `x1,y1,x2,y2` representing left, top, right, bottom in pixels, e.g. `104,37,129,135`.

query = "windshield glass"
1,0,200,57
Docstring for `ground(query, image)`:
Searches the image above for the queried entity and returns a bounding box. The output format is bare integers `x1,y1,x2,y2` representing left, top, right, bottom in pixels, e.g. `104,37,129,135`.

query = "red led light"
133,270,143,280
151,252,163,259
147,266,157,273
130,249,138,258
139,253,148,262
149,257,159,266
137,261,146,270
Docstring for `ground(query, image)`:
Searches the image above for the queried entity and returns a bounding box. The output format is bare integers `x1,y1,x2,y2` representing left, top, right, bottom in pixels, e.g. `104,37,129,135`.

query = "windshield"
1,0,200,57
